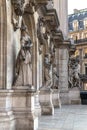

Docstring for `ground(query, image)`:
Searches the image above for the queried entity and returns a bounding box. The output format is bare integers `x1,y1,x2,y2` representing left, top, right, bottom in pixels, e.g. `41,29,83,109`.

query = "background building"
68,8,87,89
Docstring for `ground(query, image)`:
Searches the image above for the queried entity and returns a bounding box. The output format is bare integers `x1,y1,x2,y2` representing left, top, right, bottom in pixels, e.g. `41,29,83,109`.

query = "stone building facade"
0,0,71,129
68,8,87,90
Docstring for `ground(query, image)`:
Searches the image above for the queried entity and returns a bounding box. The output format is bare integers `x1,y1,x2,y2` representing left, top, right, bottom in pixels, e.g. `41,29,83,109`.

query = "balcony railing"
74,38,87,44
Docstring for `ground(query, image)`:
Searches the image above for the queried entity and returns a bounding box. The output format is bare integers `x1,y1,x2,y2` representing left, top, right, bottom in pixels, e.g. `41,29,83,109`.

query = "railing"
79,74,87,80
74,38,87,44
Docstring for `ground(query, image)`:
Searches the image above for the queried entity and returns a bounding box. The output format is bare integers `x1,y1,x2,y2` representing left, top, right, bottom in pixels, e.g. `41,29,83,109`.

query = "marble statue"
14,26,33,86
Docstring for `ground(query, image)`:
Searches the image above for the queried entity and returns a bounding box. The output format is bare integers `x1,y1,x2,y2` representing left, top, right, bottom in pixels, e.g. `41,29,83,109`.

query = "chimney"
74,9,79,14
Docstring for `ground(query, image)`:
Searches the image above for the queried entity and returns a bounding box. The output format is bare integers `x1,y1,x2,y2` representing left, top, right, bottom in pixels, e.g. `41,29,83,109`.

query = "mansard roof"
68,8,87,31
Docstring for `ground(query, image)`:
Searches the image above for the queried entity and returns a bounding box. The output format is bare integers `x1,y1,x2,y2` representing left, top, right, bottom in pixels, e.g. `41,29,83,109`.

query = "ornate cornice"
38,4,59,29
52,29,64,48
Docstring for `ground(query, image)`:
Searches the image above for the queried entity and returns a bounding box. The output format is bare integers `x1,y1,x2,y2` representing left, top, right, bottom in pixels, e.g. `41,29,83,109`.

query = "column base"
34,91,41,117
0,90,15,130
39,88,54,115
14,111,38,130
52,89,61,108
69,87,81,104
60,91,69,105
0,111,15,130
12,87,38,130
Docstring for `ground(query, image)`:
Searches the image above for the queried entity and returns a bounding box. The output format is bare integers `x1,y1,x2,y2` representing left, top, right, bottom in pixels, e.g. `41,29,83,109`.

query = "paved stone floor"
38,105,87,130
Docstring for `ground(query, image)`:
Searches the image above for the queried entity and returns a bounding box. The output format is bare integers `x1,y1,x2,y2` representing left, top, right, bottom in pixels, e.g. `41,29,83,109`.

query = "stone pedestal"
57,41,70,104
60,91,69,105
39,88,54,115
0,90,15,130
34,91,41,116
52,89,61,108
69,87,81,104
0,87,38,130
12,86,38,130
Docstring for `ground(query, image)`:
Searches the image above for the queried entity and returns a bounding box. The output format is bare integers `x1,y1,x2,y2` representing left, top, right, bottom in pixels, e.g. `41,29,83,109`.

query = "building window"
85,64,87,75
84,48,87,58
84,18,87,29
72,34,78,42
84,32,87,39
73,20,79,31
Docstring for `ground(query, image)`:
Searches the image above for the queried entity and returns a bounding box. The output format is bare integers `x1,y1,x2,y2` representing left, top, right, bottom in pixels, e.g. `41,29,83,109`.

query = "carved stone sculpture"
37,17,47,45
52,64,59,89
14,25,33,87
44,54,52,88
12,0,25,16
69,57,80,88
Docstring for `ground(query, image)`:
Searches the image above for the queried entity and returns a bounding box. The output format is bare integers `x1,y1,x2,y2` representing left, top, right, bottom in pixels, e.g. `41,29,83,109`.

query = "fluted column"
0,0,7,89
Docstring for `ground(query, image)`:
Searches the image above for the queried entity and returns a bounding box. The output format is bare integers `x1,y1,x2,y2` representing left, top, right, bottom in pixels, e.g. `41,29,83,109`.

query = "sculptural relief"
14,25,33,87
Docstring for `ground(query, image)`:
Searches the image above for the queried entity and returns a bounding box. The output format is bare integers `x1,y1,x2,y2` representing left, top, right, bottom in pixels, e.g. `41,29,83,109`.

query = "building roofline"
68,8,87,17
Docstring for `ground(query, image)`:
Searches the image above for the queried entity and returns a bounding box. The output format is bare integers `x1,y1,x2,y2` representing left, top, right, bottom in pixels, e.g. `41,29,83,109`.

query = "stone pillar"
54,0,68,39
52,89,61,108
33,13,41,116
0,0,7,89
57,41,70,104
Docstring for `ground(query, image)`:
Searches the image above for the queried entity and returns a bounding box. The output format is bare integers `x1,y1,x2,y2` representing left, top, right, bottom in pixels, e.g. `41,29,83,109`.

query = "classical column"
55,41,70,105
0,0,7,89
54,0,68,39
58,44,69,91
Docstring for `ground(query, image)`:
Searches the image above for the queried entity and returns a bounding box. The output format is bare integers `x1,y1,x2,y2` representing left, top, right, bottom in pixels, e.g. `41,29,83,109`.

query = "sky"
68,0,87,14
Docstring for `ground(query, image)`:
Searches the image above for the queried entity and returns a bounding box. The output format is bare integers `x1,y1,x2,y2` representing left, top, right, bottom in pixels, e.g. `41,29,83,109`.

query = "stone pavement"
38,105,87,130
